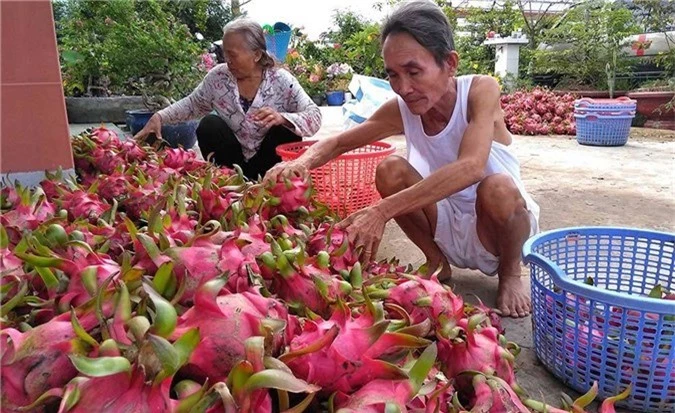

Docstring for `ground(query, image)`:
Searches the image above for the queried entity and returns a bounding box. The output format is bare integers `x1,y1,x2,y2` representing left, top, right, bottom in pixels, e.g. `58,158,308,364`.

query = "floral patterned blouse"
158,64,322,160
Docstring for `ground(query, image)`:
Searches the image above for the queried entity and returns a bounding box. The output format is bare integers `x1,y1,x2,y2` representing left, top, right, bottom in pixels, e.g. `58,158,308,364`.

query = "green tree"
533,0,640,91
455,1,525,76
58,0,202,101
160,0,233,41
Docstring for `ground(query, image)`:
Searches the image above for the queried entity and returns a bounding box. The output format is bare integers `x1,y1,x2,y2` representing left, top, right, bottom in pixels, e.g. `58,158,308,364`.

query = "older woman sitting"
134,18,322,179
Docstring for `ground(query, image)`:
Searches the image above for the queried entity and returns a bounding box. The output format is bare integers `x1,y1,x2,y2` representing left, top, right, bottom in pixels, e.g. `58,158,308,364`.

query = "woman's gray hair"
381,1,455,67
223,18,275,68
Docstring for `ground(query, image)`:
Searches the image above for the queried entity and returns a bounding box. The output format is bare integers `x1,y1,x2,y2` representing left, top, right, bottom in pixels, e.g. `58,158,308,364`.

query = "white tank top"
399,75,540,219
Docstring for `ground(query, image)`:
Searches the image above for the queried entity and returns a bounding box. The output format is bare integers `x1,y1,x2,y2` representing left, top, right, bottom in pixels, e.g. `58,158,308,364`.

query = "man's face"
382,32,457,115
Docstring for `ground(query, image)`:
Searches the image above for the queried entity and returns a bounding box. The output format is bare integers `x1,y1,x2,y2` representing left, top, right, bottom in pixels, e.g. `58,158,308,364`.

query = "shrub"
58,0,203,100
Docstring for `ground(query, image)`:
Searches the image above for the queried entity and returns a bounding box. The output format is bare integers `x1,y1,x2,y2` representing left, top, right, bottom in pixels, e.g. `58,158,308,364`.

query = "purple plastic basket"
523,227,675,413
574,112,634,146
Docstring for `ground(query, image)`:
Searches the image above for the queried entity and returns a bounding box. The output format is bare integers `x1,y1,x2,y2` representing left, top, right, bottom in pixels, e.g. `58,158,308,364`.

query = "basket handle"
523,230,675,314
575,96,636,108
573,113,635,120
574,109,636,116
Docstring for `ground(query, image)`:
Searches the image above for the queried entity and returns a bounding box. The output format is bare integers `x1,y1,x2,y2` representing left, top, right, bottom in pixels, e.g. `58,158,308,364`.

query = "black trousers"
196,114,302,180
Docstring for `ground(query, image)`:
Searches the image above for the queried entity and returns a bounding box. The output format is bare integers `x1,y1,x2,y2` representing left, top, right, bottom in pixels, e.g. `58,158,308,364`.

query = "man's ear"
445,51,460,76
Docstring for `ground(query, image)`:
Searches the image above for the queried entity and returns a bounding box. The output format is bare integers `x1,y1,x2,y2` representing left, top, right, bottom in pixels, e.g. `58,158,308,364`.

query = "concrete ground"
71,107,675,411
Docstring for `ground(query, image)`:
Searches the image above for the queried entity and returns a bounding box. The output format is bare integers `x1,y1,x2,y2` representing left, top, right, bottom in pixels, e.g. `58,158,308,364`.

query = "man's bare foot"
497,275,531,318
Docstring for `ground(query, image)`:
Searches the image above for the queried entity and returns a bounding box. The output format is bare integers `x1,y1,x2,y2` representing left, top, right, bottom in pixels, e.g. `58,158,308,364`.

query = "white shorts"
433,195,539,276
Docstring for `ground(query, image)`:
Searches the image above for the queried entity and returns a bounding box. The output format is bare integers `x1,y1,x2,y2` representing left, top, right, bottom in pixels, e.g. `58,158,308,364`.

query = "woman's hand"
133,113,162,143
264,160,309,185
336,205,388,264
252,107,292,129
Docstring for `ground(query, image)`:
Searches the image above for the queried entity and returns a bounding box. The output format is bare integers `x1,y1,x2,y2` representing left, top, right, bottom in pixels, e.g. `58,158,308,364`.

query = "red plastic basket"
276,140,396,218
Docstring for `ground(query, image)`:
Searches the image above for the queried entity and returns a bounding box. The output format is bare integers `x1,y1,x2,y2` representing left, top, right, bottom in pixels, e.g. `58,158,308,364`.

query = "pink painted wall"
1,0,74,174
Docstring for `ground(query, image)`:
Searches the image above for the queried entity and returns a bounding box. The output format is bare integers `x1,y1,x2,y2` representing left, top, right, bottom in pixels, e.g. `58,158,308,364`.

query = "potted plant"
325,63,353,106
125,67,204,148
288,54,326,105
627,78,675,130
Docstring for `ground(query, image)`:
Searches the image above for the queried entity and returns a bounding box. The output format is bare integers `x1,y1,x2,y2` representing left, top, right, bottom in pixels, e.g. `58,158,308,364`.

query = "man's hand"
336,206,388,264
264,160,309,185
252,107,291,129
133,113,162,143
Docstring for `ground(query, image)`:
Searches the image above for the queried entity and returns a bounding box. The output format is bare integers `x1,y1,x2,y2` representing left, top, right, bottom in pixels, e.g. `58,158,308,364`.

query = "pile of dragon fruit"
500,87,577,136
1,127,625,412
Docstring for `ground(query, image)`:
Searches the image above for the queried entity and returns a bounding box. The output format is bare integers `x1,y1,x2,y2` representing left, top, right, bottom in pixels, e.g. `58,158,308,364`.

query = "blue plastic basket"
523,227,675,413
264,22,292,62
574,112,634,146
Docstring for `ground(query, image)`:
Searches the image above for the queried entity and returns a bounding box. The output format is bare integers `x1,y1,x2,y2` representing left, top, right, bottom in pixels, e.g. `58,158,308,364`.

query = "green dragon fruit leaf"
152,262,176,297
243,369,321,394
70,309,99,348
69,354,131,377
143,283,177,338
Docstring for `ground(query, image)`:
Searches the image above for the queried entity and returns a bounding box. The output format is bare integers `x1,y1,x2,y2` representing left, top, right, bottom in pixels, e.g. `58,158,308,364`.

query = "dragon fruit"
0,185,56,239
307,223,358,272
90,147,125,175
59,326,200,413
60,190,110,222
280,298,430,395
162,147,207,172
259,238,351,316
199,186,240,221
0,226,23,277
97,172,129,201
0,307,101,411
171,278,292,383
16,241,121,309
119,139,148,162
331,343,437,412
437,314,518,386
194,337,319,413
269,176,312,214
136,221,268,303
369,274,464,337
121,183,163,220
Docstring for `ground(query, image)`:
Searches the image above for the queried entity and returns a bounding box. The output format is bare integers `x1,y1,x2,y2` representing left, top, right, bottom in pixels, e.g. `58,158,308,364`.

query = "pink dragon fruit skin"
0,188,57,237
307,224,358,272
199,188,238,221
97,173,129,201
61,190,111,222
384,275,464,331
281,300,429,395
0,310,100,412
172,281,290,383
270,176,311,214
64,367,172,413
119,139,148,162
437,316,516,386
334,380,416,413
264,253,345,317
90,147,125,175
485,375,530,412
162,148,207,172
333,343,438,412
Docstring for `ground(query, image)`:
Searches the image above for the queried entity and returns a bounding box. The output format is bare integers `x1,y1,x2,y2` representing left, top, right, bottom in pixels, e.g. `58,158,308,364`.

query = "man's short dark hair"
381,1,455,66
